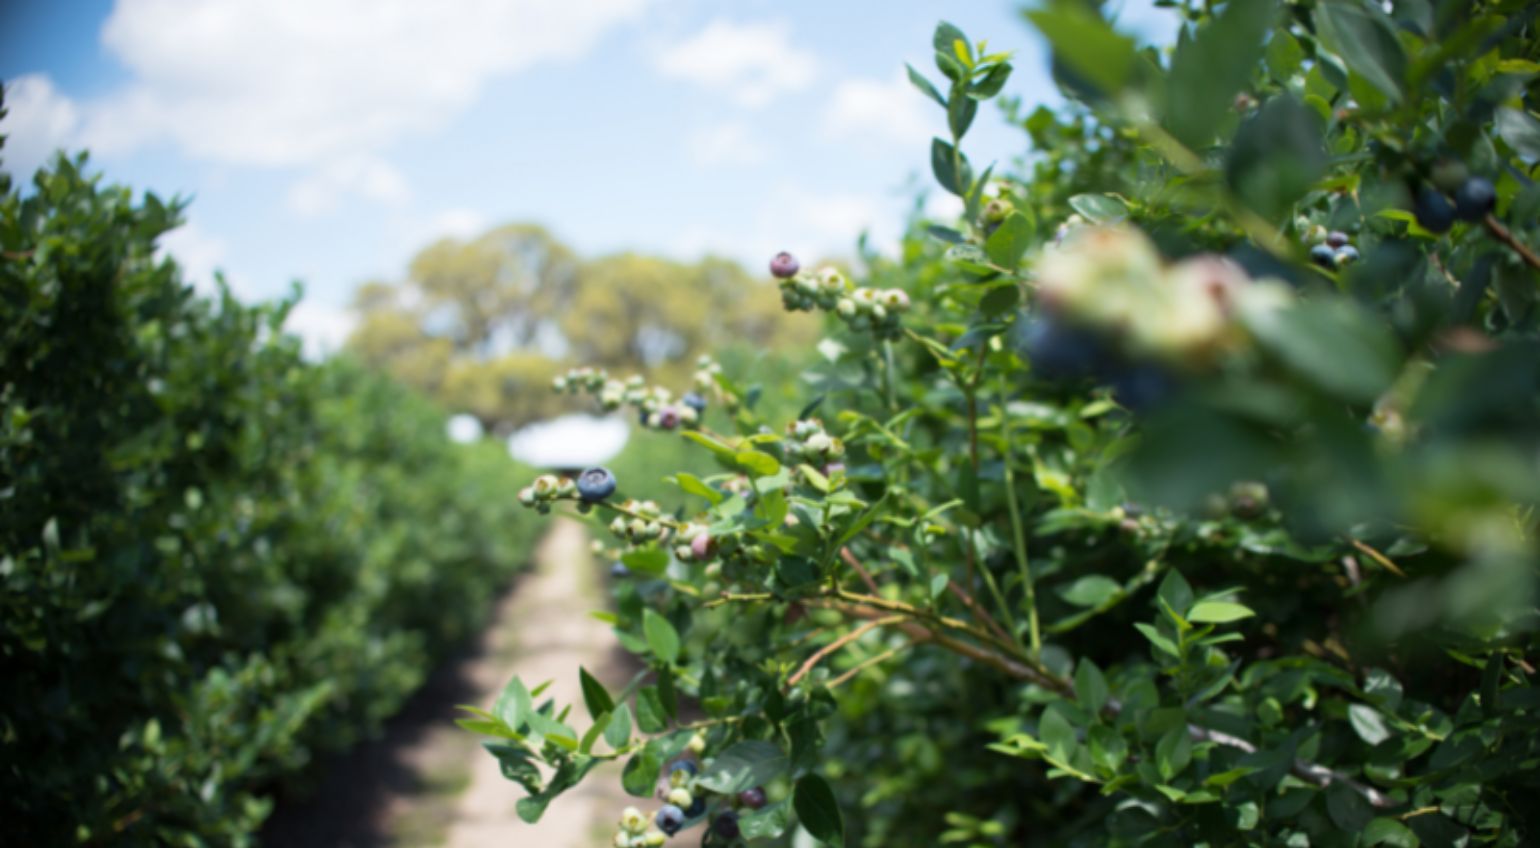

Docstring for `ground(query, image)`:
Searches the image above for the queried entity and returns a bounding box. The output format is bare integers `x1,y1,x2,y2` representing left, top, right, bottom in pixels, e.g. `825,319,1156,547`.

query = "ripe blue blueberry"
1110,364,1176,412
1453,177,1495,222
1326,231,1349,249
1335,245,1360,265
682,392,707,414
667,760,699,778
713,810,740,839
1413,187,1454,233
737,786,766,809
1014,316,1107,380
655,804,685,836
769,251,800,279
610,562,631,578
577,467,618,502
1309,244,1337,268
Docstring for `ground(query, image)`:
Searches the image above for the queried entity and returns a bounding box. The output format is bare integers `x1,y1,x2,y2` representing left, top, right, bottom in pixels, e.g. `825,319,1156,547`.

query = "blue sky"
1,1,1176,352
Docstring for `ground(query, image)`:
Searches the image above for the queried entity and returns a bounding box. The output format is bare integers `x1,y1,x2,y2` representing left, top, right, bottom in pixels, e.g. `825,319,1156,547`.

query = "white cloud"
686,121,769,167
822,73,934,148
2,75,82,180
285,298,357,359
429,207,489,241
157,221,232,297
655,19,815,107
287,153,410,217
16,0,646,170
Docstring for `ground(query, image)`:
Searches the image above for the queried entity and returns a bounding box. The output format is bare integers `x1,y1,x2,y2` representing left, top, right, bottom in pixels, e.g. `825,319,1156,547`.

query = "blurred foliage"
472,4,1540,847
0,130,544,844
347,225,816,435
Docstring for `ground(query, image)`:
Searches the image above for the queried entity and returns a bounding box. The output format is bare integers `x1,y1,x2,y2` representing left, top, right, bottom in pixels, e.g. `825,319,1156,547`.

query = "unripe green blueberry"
881,289,910,312
612,831,629,848
517,487,536,506
674,544,693,562
621,806,648,833
686,732,707,755
642,829,666,847
667,787,693,809
532,475,558,497
982,197,1012,224
870,304,888,322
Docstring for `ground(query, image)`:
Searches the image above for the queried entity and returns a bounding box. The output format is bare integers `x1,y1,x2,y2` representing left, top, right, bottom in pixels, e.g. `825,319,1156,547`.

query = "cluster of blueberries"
1309,230,1361,269
1412,166,1497,234
770,252,912,338
552,367,711,433
783,418,847,467
611,752,768,845
515,466,617,515
605,497,673,545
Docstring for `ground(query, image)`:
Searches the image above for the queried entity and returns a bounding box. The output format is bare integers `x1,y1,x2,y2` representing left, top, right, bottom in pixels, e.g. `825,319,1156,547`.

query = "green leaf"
604,703,632,749
579,667,614,721
970,63,1012,98
1187,601,1255,624
1135,623,1180,658
739,801,792,839
1225,94,1326,220
698,740,788,794
1325,780,1373,832
1059,575,1122,607
793,774,844,845
620,547,669,577
931,138,972,196
643,609,680,664
1025,3,1137,97
1313,1,1406,103
984,212,1033,268
1155,727,1192,781
905,63,947,108
735,449,781,477
933,21,970,57
1364,816,1419,847
674,472,724,505
1347,703,1392,746
1038,705,1077,761
1075,659,1109,714
1067,193,1127,224
622,741,664,797
1164,0,1276,148
635,686,668,733
948,92,978,138
1243,298,1401,403
493,676,534,732
1496,107,1540,160
1157,570,1194,617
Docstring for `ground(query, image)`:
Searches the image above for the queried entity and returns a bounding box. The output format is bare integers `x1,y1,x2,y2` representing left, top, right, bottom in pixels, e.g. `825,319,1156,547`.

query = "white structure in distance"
505,414,630,469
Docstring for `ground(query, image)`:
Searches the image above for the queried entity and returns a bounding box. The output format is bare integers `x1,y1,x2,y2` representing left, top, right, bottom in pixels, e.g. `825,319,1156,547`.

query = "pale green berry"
836,297,856,318
621,806,648,833
667,787,693,809
675,544,693,562
517,487,536,506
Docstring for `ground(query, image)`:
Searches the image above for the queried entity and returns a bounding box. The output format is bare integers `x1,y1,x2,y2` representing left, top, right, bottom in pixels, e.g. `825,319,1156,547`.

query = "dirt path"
444,517,633,848
261,517,634,848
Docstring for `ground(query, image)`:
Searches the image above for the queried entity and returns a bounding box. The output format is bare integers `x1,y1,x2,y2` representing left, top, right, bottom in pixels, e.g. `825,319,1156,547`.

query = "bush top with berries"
474,6,1540,846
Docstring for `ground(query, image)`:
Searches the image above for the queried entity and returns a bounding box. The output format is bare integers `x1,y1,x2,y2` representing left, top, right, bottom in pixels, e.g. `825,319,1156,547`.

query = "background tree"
348,226,812,434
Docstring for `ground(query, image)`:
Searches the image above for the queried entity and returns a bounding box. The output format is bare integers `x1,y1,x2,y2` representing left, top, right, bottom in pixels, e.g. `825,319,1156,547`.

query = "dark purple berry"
610,562,631,578
655,406,680,430
1335,245,1360,265
576,467,617,502
769,251,800,279
1309,244,1337,268
656,804,685,836
1453,176,1495,222
1325,231,1350,249
1413,187,1454,234
682,392,707,414
713,810,740,839
738,786,767,809
686,795,707,818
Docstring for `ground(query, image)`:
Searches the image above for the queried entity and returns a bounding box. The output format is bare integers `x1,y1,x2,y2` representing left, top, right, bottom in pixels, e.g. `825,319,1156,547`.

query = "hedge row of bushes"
0,141,544,845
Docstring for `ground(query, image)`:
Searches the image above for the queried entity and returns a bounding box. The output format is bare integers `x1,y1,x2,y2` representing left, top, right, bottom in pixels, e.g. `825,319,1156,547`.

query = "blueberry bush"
0,114,543,842
471,3,1540,845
